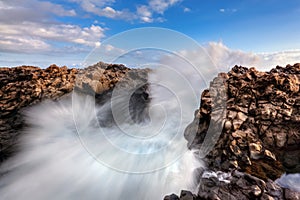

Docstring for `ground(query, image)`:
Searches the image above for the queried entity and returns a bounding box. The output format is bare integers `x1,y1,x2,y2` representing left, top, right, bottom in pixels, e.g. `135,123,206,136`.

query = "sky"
1,0,300,68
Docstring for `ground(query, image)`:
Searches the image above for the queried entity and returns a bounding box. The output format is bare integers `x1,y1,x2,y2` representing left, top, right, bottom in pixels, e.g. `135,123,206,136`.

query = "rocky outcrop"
0,65,78,113
0,62,149,163
165,170,300,200
179,63,300,199
1,62,300,200
74,62,129,95
0,64,77,162
185,64,300,180
74,62,150,125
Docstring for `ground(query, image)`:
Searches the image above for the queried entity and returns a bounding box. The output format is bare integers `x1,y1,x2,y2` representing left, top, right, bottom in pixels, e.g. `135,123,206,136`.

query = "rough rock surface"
185,64,300,179
179,63,300,199
74,62,150,126
0,64,77,162
165,170,300,200
0,62,149,163
1,62,300,200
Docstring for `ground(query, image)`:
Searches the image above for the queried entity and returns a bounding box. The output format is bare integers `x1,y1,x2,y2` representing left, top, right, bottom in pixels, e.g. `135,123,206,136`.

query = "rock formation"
165,170,300,200
0,62,149,163
74,62,150,126
181,63,300,199
0,64,77,162
1,62,300,200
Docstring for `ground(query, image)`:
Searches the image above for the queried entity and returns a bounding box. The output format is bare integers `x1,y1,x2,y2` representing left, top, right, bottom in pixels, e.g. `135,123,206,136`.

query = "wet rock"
284,188,300,200
0,62,150,164
0,64,78,163
185,63,300,180
187,170,300,200
164,191,198,200
177,64,300,200
164,194,180,200
179,190,196,200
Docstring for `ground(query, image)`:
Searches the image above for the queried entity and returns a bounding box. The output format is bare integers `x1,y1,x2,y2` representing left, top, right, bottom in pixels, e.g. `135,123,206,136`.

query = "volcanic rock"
0,62,149,164
178,63,300,200
0,64,77,162
195,170,300,200
185,64,300,180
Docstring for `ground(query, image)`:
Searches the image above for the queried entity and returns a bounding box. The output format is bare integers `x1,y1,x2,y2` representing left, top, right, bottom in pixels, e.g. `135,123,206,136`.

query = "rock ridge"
0,62,149,163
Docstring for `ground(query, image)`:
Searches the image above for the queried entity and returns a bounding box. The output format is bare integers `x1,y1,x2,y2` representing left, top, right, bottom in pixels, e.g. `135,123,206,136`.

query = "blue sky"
1,0,300,67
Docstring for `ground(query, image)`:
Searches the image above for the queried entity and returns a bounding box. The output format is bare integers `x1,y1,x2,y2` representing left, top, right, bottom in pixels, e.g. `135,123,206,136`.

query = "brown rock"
185,63,300,180
249,142,263,159
0,62,147,164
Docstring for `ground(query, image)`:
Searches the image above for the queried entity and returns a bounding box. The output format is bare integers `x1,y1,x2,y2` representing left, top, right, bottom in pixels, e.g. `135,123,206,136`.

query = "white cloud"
69,0,115,9
0,0,105,54
205,42,260,70
0,0,76,24
69,0,183,23
219,8,237,13
158,42,300,83
70,0,135,20
71,0,183,23
141,17,154,23
0,22,105,53
183,7,191,13
148,0,181,14
137,5,152,18
35,1,77,17
184,42,300,72
136,0,182,23
98,6,135,20
137,5,154,22
0,36,51,53
258,50,300,69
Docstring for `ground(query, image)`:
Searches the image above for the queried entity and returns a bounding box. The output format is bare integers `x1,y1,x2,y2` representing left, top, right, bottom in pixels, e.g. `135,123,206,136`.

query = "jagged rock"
179,191,196,200
178,63,300,200
164,191,197,200
0,62,150,164
185,63,300,180
164,170,299,200
164,194,180,200
195,170,300,200
0,64,78,163
75,62,130,95
2,62,300,200
284,188,300,200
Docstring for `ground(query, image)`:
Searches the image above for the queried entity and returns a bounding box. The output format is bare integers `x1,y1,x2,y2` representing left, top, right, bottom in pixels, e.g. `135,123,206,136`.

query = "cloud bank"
204,42,300,71
0,0,105,54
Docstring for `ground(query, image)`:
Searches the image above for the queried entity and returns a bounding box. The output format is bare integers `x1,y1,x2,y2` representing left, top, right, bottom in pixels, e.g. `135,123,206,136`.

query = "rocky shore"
0,63,299,199
0,64,76,162
180,63,300,199
0,62,141,163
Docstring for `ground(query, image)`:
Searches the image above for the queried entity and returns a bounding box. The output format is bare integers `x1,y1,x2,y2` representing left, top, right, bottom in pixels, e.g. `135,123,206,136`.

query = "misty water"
0,63,207,200
1,27,299,199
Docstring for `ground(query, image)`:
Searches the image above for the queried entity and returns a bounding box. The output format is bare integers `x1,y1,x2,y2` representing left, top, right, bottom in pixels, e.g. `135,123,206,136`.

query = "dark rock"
0,62,150,164
194,170,300,200
284,188,300,200
164,194,180,200
185,63,300,180
179,64,300,200
0,64,78,163
179,190,196,200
